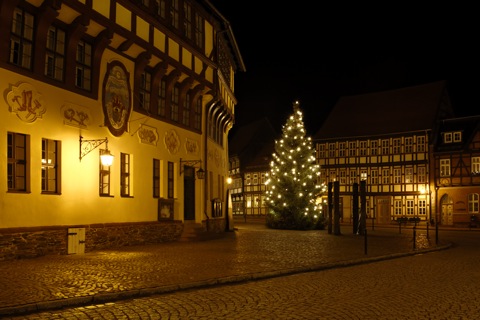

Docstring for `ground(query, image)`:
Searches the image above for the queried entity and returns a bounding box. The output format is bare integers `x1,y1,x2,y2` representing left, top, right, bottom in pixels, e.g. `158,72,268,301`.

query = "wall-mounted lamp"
179,158,205,179
79,136,114,166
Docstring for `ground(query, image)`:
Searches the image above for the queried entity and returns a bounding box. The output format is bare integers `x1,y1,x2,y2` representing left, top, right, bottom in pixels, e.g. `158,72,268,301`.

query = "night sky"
210,2,479,135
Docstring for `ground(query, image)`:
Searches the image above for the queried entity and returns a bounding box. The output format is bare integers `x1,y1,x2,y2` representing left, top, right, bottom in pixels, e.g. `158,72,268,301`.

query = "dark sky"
210,2,479,135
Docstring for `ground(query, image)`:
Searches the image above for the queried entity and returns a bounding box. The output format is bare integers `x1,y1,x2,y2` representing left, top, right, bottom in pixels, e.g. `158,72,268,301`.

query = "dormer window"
443,131,462,143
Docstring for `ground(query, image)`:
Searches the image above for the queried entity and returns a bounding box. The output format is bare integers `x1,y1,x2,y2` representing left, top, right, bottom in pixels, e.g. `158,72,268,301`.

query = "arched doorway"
440,194,453,225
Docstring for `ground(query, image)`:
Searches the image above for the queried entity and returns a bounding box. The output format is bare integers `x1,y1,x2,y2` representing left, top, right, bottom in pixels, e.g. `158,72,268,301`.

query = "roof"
434,115,480,152
313,81,455,140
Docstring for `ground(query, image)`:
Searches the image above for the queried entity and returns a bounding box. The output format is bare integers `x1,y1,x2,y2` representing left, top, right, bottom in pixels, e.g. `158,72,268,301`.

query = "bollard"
413,225,416,250
364,228,368,255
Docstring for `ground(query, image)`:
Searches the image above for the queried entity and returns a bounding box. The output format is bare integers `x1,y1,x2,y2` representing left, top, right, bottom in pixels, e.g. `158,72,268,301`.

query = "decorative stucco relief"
5,82,46,123
208,148,223,168
62,103,90,128
138,124,158,146
164,129,180,154
185,138,199,155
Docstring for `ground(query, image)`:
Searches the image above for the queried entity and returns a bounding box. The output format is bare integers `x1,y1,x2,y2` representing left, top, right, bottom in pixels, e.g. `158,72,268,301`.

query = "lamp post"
225,177,232,231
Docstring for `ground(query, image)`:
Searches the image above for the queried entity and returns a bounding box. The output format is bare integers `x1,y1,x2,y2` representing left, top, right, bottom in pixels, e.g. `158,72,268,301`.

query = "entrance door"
183,166,195,220
376,198,391,224
440,194,453,225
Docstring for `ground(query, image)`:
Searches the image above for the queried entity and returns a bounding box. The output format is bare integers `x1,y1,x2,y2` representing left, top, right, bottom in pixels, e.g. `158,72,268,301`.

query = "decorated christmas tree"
265,101,325,230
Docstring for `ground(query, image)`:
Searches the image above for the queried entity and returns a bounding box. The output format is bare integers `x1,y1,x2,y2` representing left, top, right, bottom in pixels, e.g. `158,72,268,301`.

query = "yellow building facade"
0,0,244,260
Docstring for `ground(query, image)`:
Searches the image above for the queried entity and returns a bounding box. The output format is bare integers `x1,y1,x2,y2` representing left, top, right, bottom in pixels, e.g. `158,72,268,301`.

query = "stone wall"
0,221,183,261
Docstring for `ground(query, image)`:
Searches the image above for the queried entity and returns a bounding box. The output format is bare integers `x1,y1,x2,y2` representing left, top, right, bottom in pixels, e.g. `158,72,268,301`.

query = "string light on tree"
265,101,325,230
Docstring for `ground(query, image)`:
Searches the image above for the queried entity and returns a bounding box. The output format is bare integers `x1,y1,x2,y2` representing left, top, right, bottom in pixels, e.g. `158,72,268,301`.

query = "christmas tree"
265,101,325,230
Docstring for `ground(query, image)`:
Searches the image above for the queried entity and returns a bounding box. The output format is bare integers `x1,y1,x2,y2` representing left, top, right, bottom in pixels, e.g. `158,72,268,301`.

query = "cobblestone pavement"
0,218,455,318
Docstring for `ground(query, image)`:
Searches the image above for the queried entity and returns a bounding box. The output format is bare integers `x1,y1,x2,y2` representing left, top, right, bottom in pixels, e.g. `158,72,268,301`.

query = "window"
171,84,179,122
318,144,325,158
167,161,174,199
405,137,413,153
406,200,414,215
382,168,389,184
468,193,479,213
393,138,401,154
182,91,191,126
339,170,346,185
10,7,34,69
45,26,65,81
359,141,368,156
338,142,345,157
348,142,356,157
7,132,29,192
253,173,258,185
76,40,92,90
394,200,402,215
417,136,426,152
170,0,179,29
153,159,160,198
194,95,202,130
453,131,462,142
370,140,378,156
472,157,480,175
440,159,451,177
371,169,378,184
381,140,389,155
405,167,413,183
139,71,151,112
42,138,60,193
194,13,204,49
157,79,166,117
394,168,401,184
419,200,426,215
155,0,166,18
245,173,251,185
329,170,336,182
328,143,335,158
120,153,131,197
349,169,357,184
418,166,426,183
183,2,192,39
444,132,452,143
99,159,111,196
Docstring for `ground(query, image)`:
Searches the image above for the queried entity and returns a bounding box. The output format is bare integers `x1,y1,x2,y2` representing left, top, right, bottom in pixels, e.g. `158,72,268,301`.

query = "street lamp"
79,136,114,166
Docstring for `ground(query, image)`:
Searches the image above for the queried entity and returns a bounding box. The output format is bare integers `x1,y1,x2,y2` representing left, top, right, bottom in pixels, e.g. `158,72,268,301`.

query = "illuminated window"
394,200,402,215
418,166,426,183
99,159,111,196
405,167,413,183
468,193,479,213
419,200,426,215
440,159,450,177
472,157,480,174
42,138,60,193
406,200,414,215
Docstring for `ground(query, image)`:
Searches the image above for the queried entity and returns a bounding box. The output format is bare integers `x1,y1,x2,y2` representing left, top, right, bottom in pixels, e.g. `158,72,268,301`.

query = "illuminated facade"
228,118,277,217
0,0,244,259
314,81,480,227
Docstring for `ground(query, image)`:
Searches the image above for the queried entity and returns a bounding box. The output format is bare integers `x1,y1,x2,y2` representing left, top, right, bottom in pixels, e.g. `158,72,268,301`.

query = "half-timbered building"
0,0,244,260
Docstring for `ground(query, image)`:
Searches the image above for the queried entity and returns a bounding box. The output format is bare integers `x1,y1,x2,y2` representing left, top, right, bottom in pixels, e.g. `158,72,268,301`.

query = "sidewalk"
0,217,451,317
